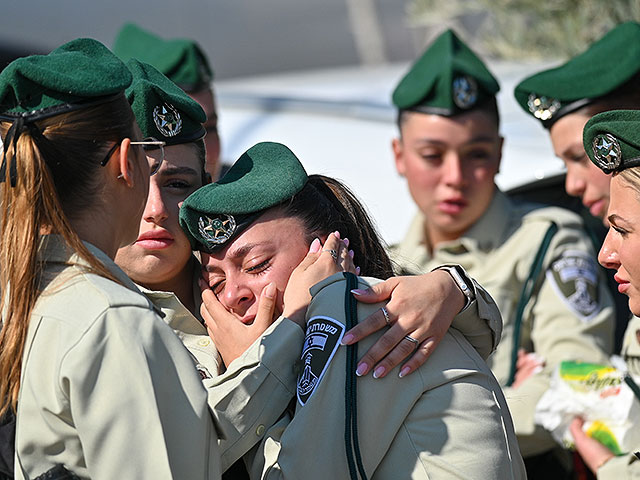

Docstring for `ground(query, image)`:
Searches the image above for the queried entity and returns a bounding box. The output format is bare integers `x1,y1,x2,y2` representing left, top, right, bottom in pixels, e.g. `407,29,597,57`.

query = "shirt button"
198,338,210,347
256,424,265,436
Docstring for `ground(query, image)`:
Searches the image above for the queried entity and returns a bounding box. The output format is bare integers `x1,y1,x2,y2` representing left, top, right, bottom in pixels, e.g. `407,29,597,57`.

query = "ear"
392,137,406,176
117,138,135,187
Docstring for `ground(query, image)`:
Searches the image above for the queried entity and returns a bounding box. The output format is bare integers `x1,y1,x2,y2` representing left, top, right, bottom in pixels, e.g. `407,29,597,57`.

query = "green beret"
0,38,131,118
583,109,640,174
113,23,213,93
392,29,500,114
126,59,206,145
179,142,308,252
515,22,640,128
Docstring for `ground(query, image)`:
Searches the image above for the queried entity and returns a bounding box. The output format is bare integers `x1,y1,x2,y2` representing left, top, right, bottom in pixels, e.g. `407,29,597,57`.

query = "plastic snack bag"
535,359,640,454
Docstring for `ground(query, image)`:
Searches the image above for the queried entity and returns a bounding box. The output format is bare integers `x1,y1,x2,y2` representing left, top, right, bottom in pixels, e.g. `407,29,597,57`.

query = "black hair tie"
0,117,46,188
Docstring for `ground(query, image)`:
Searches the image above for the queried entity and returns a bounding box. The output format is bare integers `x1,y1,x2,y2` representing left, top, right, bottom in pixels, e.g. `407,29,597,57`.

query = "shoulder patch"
546,250,600,321
297,315,345,406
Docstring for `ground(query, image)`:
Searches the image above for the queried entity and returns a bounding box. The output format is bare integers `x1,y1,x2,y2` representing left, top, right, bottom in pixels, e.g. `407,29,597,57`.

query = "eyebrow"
158,166,200,176
608,213,626,225
415,135,496,146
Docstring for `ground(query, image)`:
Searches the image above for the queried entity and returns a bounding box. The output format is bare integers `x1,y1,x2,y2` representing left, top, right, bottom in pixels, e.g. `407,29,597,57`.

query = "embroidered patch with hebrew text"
297,315,344,406
546,250,600,322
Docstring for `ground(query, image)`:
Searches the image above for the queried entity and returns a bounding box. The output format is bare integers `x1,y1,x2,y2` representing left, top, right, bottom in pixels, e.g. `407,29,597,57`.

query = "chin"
628,293,640,317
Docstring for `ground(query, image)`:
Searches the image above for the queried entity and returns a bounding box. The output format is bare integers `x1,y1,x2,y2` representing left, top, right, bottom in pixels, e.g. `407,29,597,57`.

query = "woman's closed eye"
245,259,271,274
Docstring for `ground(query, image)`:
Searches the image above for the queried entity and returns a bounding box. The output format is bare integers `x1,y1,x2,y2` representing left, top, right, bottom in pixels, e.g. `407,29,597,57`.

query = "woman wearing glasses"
0,40,221,478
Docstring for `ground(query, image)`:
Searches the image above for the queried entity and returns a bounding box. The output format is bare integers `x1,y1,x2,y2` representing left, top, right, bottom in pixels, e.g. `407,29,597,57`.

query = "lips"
438,197,468,215
585,198,606,219
614,274,630,295
135,229,174,250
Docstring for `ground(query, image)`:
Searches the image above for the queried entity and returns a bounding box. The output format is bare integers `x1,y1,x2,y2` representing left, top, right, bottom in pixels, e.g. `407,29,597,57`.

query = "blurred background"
2,0,638,243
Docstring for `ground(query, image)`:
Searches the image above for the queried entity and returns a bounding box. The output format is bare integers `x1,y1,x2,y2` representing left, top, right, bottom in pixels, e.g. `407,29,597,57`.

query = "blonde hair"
0,94,135,416
617,168,640,199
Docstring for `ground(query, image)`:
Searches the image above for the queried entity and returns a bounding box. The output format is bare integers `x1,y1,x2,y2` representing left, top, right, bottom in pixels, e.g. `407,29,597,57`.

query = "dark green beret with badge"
583,109,640,174
179,141,308,252
0,37,131,117
113,23,213,93
392,29,500,115
514,22,640,129
126,59,206,145
0,38,132,185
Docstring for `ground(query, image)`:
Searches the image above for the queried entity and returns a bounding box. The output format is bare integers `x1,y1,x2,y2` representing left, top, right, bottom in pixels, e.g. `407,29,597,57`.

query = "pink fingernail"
349,250,355,258
341,333,354,345
373,366,386,379
309,238,321,253
399,366,411,378
334,231,341,239
343,237,350,247
351,289,366,296
355,266,361,275
264,282,276,299
355,362,368,376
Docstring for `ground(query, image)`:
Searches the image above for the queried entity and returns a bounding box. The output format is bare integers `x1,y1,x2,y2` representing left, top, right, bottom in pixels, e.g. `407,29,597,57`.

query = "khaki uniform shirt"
251,273,526,479
141,257,304,471
15,236,221,479
391,190,615,457
597,315,640,479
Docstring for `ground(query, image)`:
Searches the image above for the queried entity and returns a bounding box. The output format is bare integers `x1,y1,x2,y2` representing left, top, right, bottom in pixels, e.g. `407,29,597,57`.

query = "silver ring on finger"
404,335,419,350
322,249,338,262
381,306,391,326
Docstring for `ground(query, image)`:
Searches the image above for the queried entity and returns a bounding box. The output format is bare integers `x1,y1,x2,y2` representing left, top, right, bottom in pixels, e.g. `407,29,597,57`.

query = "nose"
598,229,620,270
564,167,586,198
442,153,464,187
143,181,168,223
220,275,254,317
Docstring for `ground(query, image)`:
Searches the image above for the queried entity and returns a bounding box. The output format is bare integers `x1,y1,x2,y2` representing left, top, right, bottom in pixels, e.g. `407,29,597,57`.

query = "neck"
69,207,124,259
143,258,197,315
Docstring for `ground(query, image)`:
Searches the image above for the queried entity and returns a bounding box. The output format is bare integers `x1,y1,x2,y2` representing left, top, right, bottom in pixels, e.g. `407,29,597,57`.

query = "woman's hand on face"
282,232,353,328
511,349,545,389
342,270,464,379
569,417,615,474
200,278,278,367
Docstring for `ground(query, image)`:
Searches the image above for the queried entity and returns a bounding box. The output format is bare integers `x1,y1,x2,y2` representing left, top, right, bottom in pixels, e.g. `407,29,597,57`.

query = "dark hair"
278,174,394,279
0,92,136,416
191,139,210,185
396,96,501,133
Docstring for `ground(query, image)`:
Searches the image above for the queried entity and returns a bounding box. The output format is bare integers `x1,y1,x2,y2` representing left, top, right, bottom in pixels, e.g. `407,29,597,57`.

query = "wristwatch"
432,264,476,312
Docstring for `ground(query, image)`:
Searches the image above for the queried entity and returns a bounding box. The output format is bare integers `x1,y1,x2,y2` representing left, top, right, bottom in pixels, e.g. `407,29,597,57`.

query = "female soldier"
180,141,526,479
115,59,504,474
565,109,640,478
0,40,220,478
514,22,640,354
390,28,615,476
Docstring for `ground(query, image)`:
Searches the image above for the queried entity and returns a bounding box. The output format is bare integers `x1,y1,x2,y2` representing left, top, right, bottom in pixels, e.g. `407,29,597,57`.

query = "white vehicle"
217,62,565,245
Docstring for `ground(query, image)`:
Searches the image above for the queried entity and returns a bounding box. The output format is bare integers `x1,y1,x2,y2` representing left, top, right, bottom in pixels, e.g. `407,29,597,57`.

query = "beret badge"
452,75,478,109
592,133,622,173
198,214,237,248
153,103,183,137
527,93,561,121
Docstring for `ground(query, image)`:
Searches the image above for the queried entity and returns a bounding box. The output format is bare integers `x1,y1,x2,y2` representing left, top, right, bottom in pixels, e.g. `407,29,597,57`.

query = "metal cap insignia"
452,75,478,109
592,133,622,172
527,93,560,121
153,103,183,137
198,214,237,247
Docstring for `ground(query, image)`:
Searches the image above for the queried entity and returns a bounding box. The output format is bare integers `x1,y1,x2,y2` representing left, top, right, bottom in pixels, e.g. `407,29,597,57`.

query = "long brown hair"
279,174,394,279
0,93,136,416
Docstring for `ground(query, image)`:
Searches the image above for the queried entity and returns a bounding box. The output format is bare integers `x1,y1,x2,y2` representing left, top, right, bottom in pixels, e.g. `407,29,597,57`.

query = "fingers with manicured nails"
351,276,401,304
398,336,438,378
342,305,391,345
353,323,407,377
